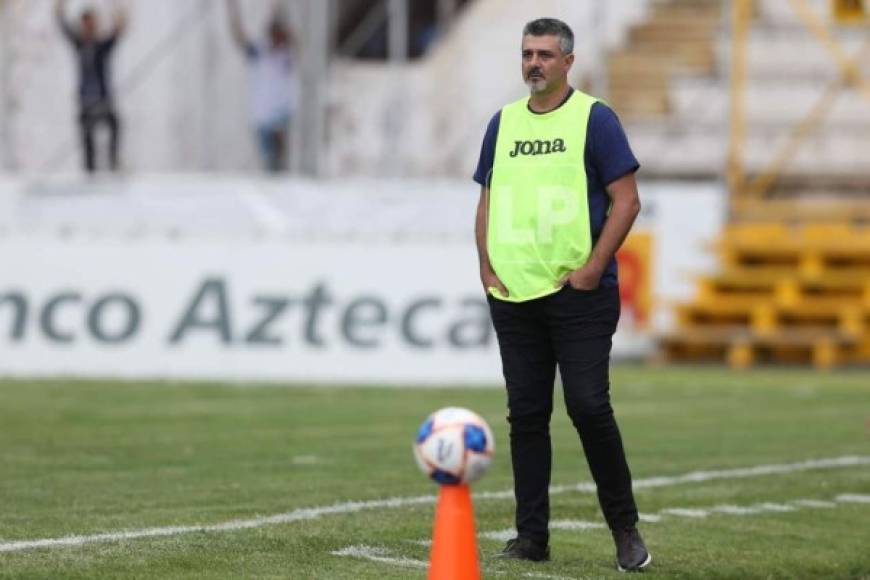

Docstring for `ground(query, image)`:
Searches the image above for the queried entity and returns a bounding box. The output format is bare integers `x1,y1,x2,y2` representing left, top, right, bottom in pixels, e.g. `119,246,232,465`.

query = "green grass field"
1,366,869,579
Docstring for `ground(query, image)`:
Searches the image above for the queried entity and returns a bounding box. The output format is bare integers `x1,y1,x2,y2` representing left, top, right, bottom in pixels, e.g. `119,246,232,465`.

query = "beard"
525,77,547,93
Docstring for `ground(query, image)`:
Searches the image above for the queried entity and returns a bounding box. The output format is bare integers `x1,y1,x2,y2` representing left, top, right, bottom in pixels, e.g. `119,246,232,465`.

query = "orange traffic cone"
428,484,481,580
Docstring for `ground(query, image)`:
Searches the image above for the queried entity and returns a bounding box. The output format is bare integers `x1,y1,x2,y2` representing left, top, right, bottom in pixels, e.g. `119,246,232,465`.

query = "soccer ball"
413,407,494,485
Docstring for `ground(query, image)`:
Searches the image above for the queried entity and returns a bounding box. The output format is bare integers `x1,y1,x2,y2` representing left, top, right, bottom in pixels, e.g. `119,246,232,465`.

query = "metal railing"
728,0,870,208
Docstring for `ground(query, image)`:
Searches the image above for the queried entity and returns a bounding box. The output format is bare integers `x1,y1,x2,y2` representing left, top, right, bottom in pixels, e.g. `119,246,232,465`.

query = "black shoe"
494,537,550,562
612,527,652,572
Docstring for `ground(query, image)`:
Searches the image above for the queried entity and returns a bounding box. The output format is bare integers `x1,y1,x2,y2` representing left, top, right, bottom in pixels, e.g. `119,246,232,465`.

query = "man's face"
521,34,573,94
80,11,98,40
269,21,288,48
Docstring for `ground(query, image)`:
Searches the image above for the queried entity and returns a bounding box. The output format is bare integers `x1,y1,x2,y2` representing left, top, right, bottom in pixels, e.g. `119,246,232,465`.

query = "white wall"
0,1,9,171
0,0,299,174
327,0,652,178
0,0,650,177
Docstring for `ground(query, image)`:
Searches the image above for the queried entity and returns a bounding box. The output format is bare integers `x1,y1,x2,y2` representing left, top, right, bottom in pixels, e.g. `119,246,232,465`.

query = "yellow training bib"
487,90,597,302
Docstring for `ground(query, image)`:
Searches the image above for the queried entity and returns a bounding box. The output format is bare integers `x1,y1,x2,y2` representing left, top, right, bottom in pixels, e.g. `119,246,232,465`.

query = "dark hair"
522,18,574,55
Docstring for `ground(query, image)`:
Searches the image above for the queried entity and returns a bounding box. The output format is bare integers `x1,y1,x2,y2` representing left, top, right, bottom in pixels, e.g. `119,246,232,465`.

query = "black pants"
79,107,120,173
488,285,638,546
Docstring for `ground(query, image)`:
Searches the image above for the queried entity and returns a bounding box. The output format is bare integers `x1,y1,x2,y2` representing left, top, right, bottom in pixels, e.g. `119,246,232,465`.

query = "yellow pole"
832,0,868,24
745,38,870,199
727,0,752,214
792,0,870,100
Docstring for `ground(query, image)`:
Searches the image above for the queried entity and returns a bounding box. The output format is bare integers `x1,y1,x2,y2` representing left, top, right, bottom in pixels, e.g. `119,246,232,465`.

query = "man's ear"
565,52,575,69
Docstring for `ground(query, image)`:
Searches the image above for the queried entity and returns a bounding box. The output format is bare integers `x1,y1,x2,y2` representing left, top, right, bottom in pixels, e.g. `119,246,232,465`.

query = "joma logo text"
509,138,567,158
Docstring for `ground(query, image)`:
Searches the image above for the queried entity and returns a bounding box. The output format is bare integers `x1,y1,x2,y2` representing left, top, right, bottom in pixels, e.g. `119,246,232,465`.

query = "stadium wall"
0,0,649,176
0,177,725,384
328,0,652,178
0,0,297,174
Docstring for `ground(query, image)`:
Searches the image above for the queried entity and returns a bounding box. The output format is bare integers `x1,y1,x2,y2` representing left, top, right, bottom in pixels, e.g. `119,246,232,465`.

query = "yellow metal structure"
727,0,752,203
661,223,870,368
662,1,870,368
729,0,870,206
833,0,868,23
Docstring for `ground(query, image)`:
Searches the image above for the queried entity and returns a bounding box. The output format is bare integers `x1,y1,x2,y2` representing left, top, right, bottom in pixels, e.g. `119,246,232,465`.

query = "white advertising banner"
0,180,725,384
0,240,505,383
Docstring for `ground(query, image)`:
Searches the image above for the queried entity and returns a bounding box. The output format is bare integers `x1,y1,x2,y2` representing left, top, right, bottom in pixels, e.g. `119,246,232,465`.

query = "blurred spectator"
55,0,126,173
227,0,298,173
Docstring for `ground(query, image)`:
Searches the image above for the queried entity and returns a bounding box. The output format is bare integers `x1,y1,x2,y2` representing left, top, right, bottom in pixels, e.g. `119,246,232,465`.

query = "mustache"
526,68,544,79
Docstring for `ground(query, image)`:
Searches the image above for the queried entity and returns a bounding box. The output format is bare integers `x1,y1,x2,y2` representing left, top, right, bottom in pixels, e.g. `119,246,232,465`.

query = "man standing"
473,18,651,572
55,0,126,173
227,0,298,173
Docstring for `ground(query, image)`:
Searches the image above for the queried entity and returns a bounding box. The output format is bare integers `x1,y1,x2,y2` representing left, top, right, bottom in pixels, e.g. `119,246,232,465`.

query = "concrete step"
610,94,671,118
646,6,722,21
668,77,870,126
611,56,716,78
631,36,720,49
631,24,720,44
755,0,837,26
730,198,870,224
738,30,870,79
629,127,870,177
607,0,724,120
609,54,715,77
654,0,723,8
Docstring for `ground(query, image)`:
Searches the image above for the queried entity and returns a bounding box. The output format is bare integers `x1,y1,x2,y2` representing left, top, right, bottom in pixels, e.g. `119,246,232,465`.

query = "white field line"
342,492,870,577
708,505,764,515
473,519,608,540
1,455,868,553
791,499,837,508
753,502,796,512
330,546,579,580
479,493,870,542
659,508,709,518
551,520,607,531
552,455,870,494
331,545,427,570
480,529,517,543
521,574,580,580
405,539,433,547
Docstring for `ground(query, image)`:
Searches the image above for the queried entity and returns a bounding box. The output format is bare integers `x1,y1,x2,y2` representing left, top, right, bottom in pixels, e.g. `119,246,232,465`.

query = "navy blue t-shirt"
58,17,118,110
473,90,639,288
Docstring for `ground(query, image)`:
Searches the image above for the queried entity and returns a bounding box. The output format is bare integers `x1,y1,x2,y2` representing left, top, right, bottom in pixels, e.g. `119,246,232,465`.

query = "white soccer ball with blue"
413,407,494,485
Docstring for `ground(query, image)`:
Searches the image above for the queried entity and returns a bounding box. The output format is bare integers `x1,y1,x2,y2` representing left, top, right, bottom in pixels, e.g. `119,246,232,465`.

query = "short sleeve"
587,103,640,186
472,111,501,187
